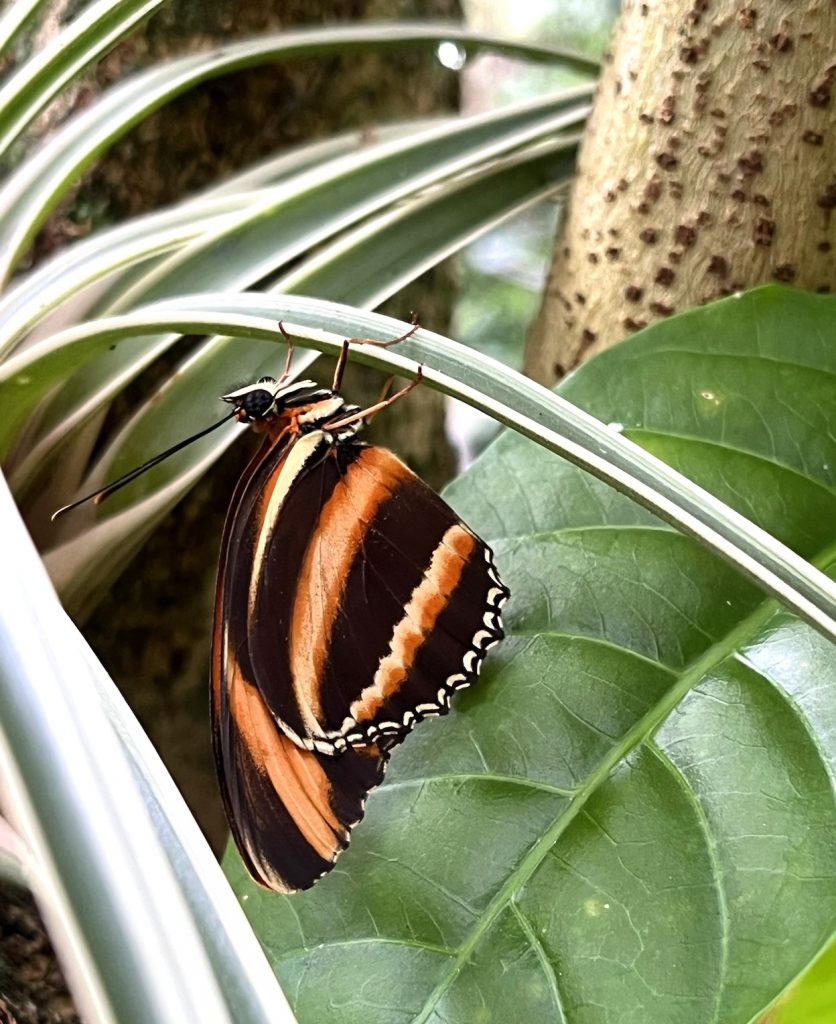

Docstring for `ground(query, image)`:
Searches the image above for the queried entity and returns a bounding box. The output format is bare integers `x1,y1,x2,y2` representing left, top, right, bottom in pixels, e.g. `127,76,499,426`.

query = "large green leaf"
229,287,836,1024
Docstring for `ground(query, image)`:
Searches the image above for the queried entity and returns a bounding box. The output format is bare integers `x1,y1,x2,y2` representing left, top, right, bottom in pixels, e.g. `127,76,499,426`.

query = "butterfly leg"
323,366,424,433
366,375,395,424
276,322,295,386
331,314,420,392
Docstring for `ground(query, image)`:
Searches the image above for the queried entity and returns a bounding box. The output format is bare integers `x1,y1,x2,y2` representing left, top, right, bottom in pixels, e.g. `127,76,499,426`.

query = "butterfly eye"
239,389,276,421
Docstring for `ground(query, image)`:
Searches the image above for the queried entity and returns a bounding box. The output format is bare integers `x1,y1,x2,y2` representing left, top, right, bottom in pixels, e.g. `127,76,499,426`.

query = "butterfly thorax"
221,377,363,442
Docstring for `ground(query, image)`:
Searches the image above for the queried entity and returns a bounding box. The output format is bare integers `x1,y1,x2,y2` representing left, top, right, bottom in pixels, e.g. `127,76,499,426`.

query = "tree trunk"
525,0,836,385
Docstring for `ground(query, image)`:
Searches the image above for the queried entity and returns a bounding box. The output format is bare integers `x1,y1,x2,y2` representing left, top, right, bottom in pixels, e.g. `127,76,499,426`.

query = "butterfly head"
221,377,280,423
222,377,344,427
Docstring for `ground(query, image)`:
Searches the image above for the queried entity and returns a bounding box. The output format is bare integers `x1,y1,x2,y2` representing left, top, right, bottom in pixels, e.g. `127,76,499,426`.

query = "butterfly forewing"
315,447,507,743
239,438,507,750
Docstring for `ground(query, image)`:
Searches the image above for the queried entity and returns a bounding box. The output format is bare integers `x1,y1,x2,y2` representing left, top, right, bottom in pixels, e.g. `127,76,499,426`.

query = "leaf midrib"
408,596,778,1023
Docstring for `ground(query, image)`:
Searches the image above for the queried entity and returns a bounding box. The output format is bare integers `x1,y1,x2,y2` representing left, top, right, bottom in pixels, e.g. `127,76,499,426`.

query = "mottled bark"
526,0,836,385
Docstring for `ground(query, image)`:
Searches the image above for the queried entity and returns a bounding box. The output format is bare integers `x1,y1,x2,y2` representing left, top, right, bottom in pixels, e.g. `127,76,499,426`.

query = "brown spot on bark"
817,241,832,252
731,189,747,201
680,44,703,64
773,264,796,282
644,176,663,204
711,108,727,119
656,151,679,170
738,7,756,28
581,328,598,345
688,0,709,25
660,96,676,124
649,302,675,316
707,255,729,276
770,101,795,125
670,181,684,200
588,252,600,264
668,251,682,264
753,218,775,245
802,130,824,146
655,267,675,285
624,285,644,302
752,193,771,206
639,112,655,124
575,293,587,305
623,317,648,332
604,188,618,203
697,211,713,226
769,33,792,52
817,184,836,210
640,3,648,13
639,227,659,243
605,247,621,261
809,65,836,108
751,59,771,72
675,224,697,247
738,149,764,174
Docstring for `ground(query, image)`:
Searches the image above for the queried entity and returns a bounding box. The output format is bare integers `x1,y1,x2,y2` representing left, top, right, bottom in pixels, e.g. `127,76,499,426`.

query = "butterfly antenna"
52,410,239,521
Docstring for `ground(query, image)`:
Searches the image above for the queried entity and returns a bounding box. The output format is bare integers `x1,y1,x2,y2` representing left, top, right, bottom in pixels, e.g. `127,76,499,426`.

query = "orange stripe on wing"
227,657,342,863
348,524,477,723
288,448,409,731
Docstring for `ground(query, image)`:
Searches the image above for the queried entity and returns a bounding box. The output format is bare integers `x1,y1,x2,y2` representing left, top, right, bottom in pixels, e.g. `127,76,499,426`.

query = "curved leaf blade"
0,24,596,282
3,290,828,634
0,0,165,160
10,93,587,476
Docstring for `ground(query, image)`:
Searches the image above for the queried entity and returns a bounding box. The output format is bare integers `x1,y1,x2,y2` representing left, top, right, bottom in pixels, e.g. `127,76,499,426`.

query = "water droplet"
437,41,467,70
607,421,624,432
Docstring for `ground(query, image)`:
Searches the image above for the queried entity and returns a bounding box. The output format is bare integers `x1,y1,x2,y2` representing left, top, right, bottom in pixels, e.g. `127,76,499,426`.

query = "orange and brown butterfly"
54,321,509,893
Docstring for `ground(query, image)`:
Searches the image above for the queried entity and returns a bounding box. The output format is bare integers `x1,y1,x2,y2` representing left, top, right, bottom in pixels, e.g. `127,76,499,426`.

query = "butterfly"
55,321,509,893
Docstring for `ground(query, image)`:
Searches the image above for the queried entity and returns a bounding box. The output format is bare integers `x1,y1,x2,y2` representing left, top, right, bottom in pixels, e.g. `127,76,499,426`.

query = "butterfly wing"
211,654,388,892
212,429,507,890
238,435,508,751
211,433,388,892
